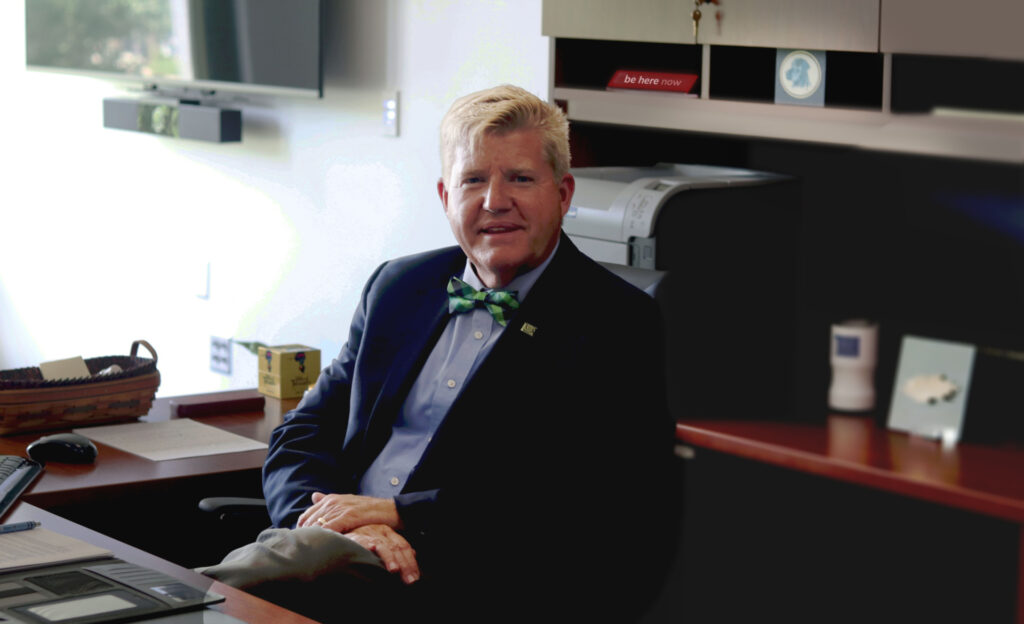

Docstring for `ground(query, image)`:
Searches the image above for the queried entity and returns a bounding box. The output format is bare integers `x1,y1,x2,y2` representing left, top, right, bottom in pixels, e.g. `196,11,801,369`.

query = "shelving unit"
545,0,1024,164
554,84,1024,163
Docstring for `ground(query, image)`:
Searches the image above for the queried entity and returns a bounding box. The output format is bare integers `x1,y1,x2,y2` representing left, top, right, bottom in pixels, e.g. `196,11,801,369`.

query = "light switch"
382,90,399,137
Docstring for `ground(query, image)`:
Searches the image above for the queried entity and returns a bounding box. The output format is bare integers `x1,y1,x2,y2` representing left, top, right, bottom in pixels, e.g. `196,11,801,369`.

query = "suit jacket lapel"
358,250,466,461
486,231,583,348
497,233,582,345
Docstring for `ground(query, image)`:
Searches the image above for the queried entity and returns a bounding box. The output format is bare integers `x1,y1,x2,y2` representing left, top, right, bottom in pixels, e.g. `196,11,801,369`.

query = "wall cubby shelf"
554,85,1024,164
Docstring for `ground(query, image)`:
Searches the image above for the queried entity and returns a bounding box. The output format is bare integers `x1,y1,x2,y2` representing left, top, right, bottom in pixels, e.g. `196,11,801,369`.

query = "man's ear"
437,178,449,213
558,173,575,217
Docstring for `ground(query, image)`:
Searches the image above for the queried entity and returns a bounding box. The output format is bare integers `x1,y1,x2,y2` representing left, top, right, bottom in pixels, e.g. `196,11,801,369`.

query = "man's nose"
483,179,512,213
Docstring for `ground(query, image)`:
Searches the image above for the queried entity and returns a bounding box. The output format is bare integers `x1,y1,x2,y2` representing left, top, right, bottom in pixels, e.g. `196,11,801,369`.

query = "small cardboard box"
257,344,320,399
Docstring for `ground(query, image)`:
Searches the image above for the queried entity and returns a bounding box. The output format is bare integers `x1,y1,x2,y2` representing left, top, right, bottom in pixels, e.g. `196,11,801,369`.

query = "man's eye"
463,177,484,185
513,175,532,183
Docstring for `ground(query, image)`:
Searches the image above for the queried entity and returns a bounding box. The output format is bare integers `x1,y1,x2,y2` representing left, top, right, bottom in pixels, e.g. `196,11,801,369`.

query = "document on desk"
0,527,112,572
73,418,268,461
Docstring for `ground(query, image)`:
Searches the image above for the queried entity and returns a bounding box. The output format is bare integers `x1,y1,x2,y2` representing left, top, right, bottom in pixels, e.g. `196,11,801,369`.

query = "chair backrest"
598,262,666,298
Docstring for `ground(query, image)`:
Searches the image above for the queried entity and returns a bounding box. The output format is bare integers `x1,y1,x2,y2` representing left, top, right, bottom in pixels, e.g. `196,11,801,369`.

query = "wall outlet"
210,336,232,375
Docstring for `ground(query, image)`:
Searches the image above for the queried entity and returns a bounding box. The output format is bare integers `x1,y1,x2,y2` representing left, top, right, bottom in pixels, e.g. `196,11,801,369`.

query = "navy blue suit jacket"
263,234,675,617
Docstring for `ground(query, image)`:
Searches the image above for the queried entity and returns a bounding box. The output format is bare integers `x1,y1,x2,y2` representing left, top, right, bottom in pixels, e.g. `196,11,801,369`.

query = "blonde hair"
439,84,571,184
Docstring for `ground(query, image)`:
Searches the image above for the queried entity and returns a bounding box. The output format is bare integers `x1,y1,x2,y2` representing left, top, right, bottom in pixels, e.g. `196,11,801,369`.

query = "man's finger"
346,527,420,584
296,493,329,527
376,539,419,584
297,505,321,527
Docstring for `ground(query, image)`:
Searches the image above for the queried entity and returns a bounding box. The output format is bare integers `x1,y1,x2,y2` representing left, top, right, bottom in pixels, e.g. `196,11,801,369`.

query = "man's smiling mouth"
480,224,522,234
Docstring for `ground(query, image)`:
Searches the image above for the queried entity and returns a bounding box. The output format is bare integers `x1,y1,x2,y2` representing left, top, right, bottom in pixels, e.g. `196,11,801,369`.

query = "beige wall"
0,0,550,396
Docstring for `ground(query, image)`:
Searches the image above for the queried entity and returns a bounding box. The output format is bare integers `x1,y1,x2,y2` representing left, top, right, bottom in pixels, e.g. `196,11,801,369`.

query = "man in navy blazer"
204,85,675,621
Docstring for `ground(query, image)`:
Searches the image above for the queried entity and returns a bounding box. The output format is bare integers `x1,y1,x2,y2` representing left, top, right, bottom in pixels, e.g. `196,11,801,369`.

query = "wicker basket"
0,340,160,436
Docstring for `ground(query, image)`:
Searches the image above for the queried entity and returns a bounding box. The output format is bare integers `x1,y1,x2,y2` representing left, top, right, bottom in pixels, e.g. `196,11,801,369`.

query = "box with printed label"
257,344,320,399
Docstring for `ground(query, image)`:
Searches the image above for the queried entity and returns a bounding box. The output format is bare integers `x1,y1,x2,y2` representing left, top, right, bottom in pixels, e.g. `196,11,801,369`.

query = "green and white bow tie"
446,276,520,327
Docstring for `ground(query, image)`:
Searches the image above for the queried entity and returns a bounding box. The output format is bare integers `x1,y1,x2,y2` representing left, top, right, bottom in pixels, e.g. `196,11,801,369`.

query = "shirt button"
390,477,400,486
474,330,484,340
446,379,457,388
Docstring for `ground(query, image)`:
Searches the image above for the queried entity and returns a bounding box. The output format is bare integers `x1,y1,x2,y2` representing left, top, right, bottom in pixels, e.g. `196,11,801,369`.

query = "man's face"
438,128,574,289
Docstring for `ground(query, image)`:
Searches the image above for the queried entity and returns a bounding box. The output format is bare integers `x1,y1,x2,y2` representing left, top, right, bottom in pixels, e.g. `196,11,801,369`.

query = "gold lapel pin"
520,322,538,337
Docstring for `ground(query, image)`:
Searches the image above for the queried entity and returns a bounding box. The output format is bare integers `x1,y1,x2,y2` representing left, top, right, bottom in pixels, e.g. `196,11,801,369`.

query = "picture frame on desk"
887,335,977,444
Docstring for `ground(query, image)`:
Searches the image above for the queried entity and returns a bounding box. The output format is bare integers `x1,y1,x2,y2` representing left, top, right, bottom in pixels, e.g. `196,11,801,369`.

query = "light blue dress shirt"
358,242,558,498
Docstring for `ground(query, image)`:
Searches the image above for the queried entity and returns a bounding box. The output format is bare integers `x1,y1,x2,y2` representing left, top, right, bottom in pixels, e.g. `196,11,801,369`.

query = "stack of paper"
73,418,268,462
0,527,111,572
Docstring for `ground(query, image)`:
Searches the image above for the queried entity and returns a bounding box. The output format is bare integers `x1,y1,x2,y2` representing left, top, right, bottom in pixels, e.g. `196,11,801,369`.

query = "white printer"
565,163,789,269
565,163,812,420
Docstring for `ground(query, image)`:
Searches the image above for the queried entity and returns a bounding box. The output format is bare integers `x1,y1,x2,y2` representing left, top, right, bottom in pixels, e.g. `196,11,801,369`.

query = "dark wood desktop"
675,415,1024,624
1,390,287,509
1,390,310,624
2,391,280,568
676,416,1024,525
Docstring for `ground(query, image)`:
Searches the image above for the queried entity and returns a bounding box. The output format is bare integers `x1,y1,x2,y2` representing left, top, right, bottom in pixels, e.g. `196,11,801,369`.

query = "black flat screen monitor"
25,0,322,99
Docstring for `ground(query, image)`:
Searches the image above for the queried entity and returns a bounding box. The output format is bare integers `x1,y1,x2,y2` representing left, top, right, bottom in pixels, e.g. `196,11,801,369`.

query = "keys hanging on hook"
693,0,721,42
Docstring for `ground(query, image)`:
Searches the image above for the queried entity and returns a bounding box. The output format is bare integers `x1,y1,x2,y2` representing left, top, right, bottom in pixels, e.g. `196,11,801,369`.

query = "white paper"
74,419,267,461
38,356,91,381
0,528,112,572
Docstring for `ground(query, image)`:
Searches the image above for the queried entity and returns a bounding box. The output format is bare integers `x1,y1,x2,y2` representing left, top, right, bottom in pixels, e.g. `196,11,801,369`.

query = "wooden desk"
0,390,294,566
675,415,1024,623
3,502,315,624
1,390,310,623
1,390,291,509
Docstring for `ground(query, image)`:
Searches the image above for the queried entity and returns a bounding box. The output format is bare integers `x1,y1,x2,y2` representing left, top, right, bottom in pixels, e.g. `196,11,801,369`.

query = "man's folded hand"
344,524,421,585
297,492,403,533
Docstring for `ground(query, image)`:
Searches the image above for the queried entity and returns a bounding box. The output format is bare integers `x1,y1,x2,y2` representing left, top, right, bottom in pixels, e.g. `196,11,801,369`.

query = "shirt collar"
460,238,560,303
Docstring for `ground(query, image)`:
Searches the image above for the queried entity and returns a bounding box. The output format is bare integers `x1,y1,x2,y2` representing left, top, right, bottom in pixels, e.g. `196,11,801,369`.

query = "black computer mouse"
26,432,98,464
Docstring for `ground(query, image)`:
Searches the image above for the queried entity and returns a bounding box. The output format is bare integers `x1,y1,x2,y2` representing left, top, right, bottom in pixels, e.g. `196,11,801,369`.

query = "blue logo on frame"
775,49,826,107
835,335,860,357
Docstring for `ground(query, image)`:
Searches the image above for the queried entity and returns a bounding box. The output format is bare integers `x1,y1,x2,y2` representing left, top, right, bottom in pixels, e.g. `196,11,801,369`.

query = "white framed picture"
887,335,977,444
775,49,826,107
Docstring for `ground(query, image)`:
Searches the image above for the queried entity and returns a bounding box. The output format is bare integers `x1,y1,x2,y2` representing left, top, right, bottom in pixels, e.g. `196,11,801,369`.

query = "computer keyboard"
0,455,42,520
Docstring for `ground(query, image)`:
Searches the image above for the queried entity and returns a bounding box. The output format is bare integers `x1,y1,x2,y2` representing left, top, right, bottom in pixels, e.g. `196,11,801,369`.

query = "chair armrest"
199,496,267,515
